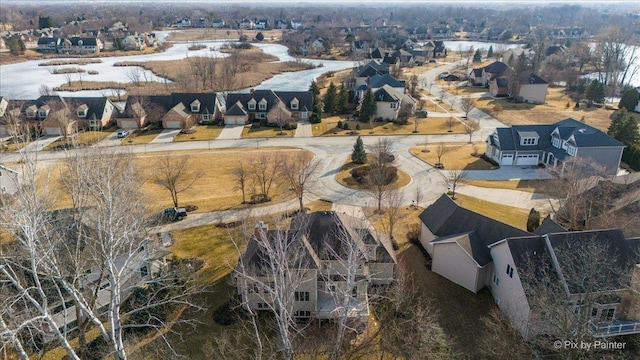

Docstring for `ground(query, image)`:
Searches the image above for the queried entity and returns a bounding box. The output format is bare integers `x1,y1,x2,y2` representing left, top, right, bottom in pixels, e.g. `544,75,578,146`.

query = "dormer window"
521,137,537,145
290,98,299,110
258,98,267,111
248,99,256,111
38,105,50,118
77,104,88,118
552,137,561,148
26,105,37,118
567,146,576,156
190,99,201,113
518,130,539,146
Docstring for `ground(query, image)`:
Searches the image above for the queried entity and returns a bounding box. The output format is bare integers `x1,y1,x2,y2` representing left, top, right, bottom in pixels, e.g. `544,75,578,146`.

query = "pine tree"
608,109,640,147
527,208,541,232
584,79,605,104
473,49,482,63
337,85,349,114
323,82,337,115
359,88,377,122
309,81,322,123
618,88,639,112
487,45,494,58
351,136,367,164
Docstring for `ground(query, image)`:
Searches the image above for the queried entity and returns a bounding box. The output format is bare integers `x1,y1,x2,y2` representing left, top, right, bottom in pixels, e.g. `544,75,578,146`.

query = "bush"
350,165,397,185
337,120,343,128
309,114,321,124
480,153,500,167
342,122,349,130
285,122,298,130
350,166,370,184
355,123,361,130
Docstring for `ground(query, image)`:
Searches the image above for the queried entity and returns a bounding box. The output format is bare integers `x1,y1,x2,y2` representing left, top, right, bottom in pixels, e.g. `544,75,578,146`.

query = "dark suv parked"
161,207,188,222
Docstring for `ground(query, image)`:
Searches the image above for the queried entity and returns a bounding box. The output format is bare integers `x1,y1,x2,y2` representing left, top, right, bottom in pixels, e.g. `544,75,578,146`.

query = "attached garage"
118,119,139,129
225,115,247,125
500,154,514,166
164,120,182,129
44,127,61,136
516,154,539,166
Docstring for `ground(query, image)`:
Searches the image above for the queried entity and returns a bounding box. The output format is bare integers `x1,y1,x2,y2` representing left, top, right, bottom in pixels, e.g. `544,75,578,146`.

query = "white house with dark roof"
224,90,312,125
236,211,395,322
419,194,640,339
372,85,417,121
517,71,549,104
486,118,625,175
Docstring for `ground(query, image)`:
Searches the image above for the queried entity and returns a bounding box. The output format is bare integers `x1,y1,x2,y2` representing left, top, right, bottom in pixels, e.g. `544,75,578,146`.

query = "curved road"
1,61,558,231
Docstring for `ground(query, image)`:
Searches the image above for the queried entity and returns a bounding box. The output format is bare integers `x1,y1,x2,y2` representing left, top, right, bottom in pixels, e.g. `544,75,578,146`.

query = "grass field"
312,116,467,136
122,128,164,145
410,142,494,170
173,125,223,142
474,87,622,131
242,125,295,138
44,148,307,213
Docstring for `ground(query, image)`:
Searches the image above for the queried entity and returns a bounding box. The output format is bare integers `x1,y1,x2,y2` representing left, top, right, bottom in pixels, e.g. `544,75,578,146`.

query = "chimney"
254,221,268,240
250,88,255,94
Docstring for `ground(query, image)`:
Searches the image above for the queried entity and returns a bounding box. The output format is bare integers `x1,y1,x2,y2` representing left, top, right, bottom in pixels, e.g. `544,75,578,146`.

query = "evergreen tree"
608,109,640,147
351,136,367,164
584,79,605,104
323,82,337,115
309,81,322,123
487,45,494,58
337,84,349,114
618,88,639,112
473,49,482,63
359,88,377,122
527,208,541,232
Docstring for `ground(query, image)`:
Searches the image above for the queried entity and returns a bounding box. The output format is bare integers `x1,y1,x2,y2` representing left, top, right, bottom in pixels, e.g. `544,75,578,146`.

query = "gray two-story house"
486,118,625,176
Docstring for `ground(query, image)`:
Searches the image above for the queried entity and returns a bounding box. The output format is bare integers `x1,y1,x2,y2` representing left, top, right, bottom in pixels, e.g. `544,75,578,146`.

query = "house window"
202,114,210,121
567,146,576,156
492,274,500,286
301,111,308,119
259,113,266,119
602,308,615,322
295,291,310,302
591,307,599,317
258,100,267,111
506,264,514,278
552,137,561,148
247,283,259,293
291,100,299,110
326,284,336,292
257,302,268,309
521,137,537,145
248,103,256,110
295,310,311,318
140,265,148,277
77,110,85,117
390,102,398,109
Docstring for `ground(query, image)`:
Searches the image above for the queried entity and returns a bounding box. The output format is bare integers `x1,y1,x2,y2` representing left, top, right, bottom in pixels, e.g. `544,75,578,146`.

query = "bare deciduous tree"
459,96,475,118
279,151,320,212
249,154,280,202
446,116,456,132
463,119,480,143
434,142,450,167
381,189,405,242
444,169,467,200
153,155,198,208
232,161,249,204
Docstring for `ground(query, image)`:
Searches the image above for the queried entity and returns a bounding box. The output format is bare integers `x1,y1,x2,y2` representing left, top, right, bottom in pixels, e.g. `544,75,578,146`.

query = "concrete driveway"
295,121,313,138
217,125,245,140
95,130,122,147
149,129,181,144
19,136,61,152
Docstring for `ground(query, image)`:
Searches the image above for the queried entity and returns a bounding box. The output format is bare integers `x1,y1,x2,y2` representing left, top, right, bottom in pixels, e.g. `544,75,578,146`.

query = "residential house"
236,211,396,322
418,194,529,293
501,47,535,64
274,19,288,30
116,97,148,129
488,68,512,97
254,19,269,30
21,95,76,136
0,164,20,195
239,19,255,30
36,37,60,52
176,18,192,28
517,71,549,104
224,90,313,125
430,26,452,39
372,85,417,121
310,38,325,54
419,194,640,339
433,41,446,58
485,118,625,175
121,35,146,50
197,18,208,28
355,73,405,101
211,19,225,28
409,47,431,65
290,19,303,30
57,37,102,54
351,40,368,56
348,60,390,90
545,45,567,57
468,68,484,86
67,97,119,130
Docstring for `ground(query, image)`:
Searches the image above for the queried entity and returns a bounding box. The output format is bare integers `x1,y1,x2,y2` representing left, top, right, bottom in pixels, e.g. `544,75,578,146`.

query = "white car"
116,129,129,138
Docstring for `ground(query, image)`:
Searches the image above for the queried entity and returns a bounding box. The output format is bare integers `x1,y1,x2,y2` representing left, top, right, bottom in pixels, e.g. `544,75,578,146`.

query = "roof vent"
578,128,587,133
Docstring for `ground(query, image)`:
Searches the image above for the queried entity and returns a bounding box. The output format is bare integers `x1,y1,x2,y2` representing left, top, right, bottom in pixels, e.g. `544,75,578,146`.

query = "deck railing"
588,320,640,337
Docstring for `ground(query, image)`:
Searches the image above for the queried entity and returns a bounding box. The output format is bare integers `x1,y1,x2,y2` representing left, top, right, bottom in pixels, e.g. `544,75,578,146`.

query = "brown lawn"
44,148,307,213
242,125,295,138
122,128,164,145
453,193,530,230
474,87,621,131
335,156,412,191
461,179,569,198
410,142,495,170
313,115,467,136
42,128,115,151
173,125,223,142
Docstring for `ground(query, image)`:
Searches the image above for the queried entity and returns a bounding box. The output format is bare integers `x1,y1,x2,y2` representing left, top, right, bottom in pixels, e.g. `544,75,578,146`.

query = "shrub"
350,165,370,184
285,122,298,130
342,122,349,130
480,153,499,167
309,114,321,124
355,123,361,130
337,120,343,128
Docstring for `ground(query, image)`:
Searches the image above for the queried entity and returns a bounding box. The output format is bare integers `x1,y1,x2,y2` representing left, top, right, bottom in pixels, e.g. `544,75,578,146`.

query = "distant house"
517,71,549,104
67,97,119,130
224,90,313,125
236,211,396,322
116,98,148,129
57,37,102,54
121,35,146,50
486,118,625,175
211,19,225,28
254,19,269,30
419,194,640,339
310,38,325,54
501,47,535,64
372,85,417,121
160,93,225,129
36,37,60,52
290,19,303,30
433,41,446,57
176,18,192,28
0,164,20,195
349,60,390,90
239,19,255,30
351,40,368,56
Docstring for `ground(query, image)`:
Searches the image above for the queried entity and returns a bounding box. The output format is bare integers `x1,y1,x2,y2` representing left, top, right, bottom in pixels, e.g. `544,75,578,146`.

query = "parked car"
161,207,188,222
117,129,129,138
416,110,428,118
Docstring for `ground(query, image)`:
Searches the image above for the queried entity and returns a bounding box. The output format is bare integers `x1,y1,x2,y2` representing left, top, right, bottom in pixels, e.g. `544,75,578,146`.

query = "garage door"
516,154,539,166
225,116,246,125
500,154,514,166
118,120,139,129
44,127,61,136
164,121,182,129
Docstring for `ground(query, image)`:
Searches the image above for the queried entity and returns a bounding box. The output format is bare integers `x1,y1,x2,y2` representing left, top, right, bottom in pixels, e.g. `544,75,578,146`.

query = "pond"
0,42,357,98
